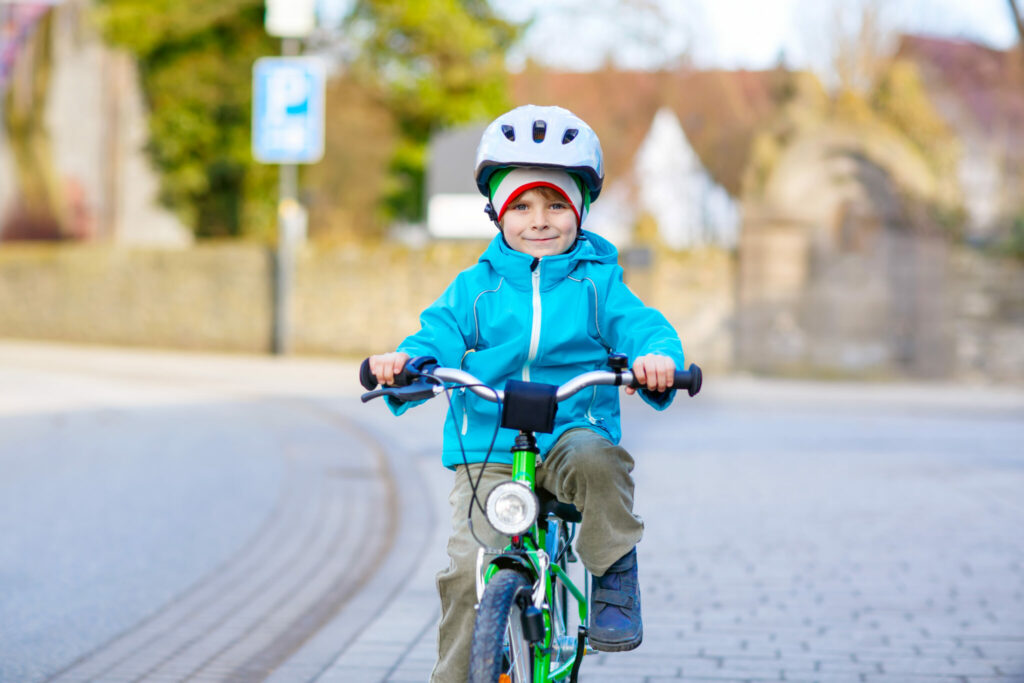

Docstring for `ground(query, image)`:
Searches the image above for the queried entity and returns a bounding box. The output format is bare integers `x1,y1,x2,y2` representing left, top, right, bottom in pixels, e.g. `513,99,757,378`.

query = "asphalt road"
2,340,1023,682
0,341,402,682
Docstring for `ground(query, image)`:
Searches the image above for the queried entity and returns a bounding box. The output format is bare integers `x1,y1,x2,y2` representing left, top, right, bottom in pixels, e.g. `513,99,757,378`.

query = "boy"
368,105,685,682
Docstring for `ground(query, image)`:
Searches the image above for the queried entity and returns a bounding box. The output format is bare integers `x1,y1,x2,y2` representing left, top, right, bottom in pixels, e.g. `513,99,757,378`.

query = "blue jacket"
389,230,685,469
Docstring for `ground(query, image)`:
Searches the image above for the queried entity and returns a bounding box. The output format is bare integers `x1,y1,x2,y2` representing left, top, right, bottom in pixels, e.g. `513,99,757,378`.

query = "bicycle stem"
512,431,538,485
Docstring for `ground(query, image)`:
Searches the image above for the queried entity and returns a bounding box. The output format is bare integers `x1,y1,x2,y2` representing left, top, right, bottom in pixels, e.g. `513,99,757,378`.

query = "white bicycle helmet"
475,105,604,201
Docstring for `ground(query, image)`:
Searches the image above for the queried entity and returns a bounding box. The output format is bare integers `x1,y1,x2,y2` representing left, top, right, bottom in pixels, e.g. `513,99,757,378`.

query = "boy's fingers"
653,365,666,392
633,361,647,385
658,362,671,391
370,354,397,385
633,356,676,393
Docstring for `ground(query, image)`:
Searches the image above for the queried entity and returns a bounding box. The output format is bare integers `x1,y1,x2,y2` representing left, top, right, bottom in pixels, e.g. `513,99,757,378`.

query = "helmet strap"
484,203,502,231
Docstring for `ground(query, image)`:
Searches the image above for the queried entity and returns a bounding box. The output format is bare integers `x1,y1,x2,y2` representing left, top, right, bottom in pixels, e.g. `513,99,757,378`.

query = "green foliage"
344,0,520,221
97,0,278,238
2,10,66,240
1005,212,1024,260
304,74,399,241
871,59,959,179
97,0,521,237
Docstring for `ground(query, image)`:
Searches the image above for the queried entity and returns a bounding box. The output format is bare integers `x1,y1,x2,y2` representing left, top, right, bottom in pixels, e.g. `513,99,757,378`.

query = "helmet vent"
562,128,578,144
501,125,515,141
532,120,547,142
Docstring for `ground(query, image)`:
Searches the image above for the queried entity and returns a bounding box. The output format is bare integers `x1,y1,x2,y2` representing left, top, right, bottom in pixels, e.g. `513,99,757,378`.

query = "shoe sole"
588,629,643,653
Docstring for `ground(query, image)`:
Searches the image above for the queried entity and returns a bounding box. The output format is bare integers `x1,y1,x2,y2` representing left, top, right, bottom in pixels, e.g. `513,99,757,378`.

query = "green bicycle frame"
481,431,589,682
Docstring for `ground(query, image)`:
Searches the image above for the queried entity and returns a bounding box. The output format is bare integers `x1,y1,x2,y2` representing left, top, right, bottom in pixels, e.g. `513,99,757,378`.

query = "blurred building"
0,1,189,246
897,35,1024,242
425,124,490,238
425,107,739,247
425,67,767,246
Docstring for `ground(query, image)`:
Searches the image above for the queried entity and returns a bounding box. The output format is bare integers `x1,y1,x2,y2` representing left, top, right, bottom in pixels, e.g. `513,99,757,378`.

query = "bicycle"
359,353,702,683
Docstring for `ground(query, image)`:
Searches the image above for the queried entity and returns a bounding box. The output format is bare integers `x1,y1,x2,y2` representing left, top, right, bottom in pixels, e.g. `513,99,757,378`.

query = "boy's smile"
501,188,578,259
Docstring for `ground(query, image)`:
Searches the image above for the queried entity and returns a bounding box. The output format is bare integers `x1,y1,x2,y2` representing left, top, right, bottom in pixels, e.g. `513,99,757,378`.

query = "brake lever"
360,389,387,403
360,381,439,404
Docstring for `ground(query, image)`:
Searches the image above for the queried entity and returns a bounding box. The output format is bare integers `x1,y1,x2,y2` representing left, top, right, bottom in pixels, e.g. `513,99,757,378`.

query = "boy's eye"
550,202,567,210
512,203,528,211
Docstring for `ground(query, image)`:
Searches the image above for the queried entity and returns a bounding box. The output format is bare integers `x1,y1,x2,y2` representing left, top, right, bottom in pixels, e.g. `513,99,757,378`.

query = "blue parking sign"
253,57,325,164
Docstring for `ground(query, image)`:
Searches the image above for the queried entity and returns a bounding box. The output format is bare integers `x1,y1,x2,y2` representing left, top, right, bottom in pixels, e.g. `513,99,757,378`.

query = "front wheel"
469,569,535,683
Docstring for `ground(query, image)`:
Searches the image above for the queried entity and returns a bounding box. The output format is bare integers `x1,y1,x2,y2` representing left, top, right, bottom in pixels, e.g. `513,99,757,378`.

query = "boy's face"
500,188,578,258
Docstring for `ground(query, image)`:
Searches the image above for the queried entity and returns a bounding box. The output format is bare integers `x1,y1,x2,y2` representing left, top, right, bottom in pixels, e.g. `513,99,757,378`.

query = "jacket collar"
479,230,618,291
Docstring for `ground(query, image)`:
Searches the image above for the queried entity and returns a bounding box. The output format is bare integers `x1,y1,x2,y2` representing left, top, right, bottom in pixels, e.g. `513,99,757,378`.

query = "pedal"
565,546,578,563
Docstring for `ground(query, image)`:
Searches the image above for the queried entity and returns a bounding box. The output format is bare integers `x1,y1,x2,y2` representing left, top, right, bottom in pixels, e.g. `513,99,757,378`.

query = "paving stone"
316,665,391,683
297,376,1024,681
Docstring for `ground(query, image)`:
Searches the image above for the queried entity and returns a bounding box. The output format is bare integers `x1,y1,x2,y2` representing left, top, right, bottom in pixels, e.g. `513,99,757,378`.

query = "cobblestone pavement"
321,376,1024,683
2,341,1023,682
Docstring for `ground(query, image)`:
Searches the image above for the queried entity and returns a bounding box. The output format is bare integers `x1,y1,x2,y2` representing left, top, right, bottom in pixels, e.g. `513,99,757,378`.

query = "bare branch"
1009,0,1024,44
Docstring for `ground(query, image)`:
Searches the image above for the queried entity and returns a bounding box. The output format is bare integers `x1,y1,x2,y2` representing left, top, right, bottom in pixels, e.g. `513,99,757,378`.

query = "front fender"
489,553,537,580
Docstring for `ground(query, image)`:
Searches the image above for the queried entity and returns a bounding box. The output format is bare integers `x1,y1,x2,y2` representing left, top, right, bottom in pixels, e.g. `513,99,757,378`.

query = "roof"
509,66,787,195
896,34,1024,148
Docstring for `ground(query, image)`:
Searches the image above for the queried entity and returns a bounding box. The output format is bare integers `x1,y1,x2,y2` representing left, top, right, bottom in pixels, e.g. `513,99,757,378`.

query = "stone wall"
0,242,735,369
950,249,1024,382
3,241,1019,381
735,214,1024,382
0,244,270,351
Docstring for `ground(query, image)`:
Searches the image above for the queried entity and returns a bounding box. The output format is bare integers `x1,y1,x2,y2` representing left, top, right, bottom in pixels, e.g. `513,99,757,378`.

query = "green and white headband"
488,167,589,226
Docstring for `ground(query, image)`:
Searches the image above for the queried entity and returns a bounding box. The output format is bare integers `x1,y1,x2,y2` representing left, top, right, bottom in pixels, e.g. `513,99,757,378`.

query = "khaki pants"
430,428,643,683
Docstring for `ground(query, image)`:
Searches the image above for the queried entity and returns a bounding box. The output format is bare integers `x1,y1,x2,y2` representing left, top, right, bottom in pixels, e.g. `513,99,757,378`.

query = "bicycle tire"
469,569,534,683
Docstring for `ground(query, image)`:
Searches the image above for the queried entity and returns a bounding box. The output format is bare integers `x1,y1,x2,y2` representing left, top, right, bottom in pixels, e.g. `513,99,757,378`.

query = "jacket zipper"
584,386,603,425
523,260,542,381
459,388,469,435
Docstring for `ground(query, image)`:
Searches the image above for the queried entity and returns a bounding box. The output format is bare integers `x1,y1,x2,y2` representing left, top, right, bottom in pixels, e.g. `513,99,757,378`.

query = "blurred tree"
797,0,895,95
341,0,520,223
2,9,67,240
1009,0,1024,43
98,0,520,238
871,59,958,179
97,0,279,238
304,73,398,242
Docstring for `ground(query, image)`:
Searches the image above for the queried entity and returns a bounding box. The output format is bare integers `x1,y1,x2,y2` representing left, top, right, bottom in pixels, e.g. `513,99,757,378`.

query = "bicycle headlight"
485,482,539,536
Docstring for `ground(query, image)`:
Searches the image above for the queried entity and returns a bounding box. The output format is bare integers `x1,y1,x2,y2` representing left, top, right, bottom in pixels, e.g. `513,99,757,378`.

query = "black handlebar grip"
628,363,703,397
680,363,702,397
359,358,379,390
359,357,421,390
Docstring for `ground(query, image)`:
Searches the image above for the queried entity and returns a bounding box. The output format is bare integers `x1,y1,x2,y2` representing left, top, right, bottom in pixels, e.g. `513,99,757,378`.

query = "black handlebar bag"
501,380,558,433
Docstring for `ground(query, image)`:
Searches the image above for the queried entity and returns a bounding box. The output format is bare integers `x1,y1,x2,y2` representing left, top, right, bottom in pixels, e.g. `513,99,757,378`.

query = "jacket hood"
479,230,618,290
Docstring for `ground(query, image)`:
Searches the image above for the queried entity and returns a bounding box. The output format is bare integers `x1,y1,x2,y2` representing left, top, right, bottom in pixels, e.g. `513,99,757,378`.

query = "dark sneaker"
589,547,642,652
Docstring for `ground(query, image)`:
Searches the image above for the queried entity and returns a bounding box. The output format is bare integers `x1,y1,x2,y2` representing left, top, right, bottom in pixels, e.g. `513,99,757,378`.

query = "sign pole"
258,0,321,355
272,37,300,355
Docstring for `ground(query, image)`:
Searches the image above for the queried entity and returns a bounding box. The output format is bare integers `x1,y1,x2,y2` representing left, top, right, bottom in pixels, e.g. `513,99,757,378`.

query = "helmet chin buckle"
484,203,502,230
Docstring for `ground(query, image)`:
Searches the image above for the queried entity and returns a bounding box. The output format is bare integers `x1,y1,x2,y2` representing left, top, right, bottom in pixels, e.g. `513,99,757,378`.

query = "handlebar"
359,357,702,403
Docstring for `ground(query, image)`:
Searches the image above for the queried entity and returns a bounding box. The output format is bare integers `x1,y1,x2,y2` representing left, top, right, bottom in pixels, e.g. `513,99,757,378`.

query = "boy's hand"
625,354,676,395
369,351,410,386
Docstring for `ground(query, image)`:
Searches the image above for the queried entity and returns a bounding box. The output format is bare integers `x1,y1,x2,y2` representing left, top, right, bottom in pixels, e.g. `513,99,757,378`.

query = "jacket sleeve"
385,276,472,415
601,264,686,410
